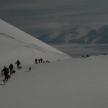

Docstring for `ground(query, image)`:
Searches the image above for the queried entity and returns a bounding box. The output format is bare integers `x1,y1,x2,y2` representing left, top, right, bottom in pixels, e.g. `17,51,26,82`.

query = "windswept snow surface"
0,19,70,66
0,55,108,108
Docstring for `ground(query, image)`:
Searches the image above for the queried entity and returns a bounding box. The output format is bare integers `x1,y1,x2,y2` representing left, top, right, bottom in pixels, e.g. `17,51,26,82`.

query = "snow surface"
0,19,70,66
0,55,108,108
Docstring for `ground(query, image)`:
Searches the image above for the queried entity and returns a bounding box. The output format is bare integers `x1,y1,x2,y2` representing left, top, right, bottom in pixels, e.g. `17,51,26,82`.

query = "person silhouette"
15,60,22,69
40,58,43,63
38,58,43,63
35,58,38,64
1,66,10,84
29,67,31,71
9,63,14,75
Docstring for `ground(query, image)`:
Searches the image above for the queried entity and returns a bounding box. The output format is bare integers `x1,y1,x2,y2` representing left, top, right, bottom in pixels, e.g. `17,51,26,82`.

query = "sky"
0,0,108,41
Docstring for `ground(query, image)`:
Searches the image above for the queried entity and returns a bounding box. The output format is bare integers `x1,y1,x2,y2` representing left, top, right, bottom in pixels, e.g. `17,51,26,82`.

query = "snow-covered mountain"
1,19,108,108
0,19,70,66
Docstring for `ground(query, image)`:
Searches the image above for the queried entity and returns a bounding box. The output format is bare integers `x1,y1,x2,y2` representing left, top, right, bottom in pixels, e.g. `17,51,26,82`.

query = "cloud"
1,0,108,39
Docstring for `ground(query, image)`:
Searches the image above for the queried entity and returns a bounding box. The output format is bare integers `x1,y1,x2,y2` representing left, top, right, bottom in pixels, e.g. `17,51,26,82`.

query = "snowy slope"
0,19,70,66
0,55,108,108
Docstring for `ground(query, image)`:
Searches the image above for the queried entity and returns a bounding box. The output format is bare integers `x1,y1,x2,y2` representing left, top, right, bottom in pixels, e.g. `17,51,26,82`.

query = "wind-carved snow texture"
0,32,15,40
0,19,70,66
0,32,50,52
0,32,50,53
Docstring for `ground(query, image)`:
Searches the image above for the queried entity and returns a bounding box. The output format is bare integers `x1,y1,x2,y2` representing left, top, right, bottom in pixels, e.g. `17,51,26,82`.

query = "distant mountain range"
37,25,108,44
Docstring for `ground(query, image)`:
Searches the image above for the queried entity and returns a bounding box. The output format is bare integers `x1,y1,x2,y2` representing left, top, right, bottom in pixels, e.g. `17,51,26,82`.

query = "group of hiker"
81,54,90,58
35,58,50,64
1,60,21,84
0,58,50,84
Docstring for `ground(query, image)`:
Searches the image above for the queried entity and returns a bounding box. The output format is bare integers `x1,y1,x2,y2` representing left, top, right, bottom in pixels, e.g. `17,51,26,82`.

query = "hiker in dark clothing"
29,67,31,71
9,63,14,75
38,58,43,63
1,66,10,83
38,58,40,64
40,58,43,63
86,54,89,57
28,67,31,72
15,60,22,69
35,58,38,64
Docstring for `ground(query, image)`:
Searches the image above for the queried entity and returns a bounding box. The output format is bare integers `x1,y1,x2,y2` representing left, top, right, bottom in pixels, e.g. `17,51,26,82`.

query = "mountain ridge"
0,19,70,66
